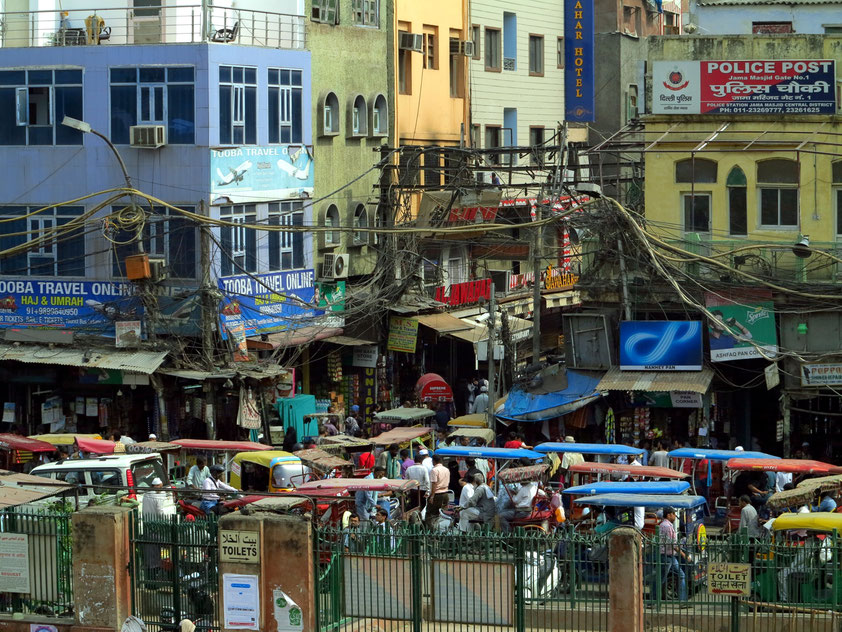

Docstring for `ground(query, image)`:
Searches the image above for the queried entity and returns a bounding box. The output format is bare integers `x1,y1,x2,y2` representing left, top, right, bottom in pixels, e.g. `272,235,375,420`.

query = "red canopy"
569,462,689,479
415,373,453,403
0,434,57,453
171,439,272,452
726,458,836,474
76,437,120,455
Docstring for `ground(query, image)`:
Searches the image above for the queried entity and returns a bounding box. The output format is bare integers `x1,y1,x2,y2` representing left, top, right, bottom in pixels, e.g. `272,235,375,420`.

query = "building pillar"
217,511,315,632
608,527,643,632
71,505,133,632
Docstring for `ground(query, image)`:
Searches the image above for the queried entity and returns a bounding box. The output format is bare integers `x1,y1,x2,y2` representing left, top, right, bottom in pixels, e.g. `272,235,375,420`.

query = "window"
485,28,501,71
530,127,545,166
675,158,717,183
471,25,481,59
110,206,196,279
424,149,441,188
627,84,639,120
352,0,379,26
110,66,195,145
351,95,368,136
0,205,85,276
727,166,748,237
268,68,303,144
353,204,369,245
371,94,388,136
825,25,842,34
485,125,502,164
219,204,257,276
752,21,793,33
529,35,544,76
322,92,339,135
449,37,465,98
758,159,798,228
311,0,338,24
219,65,257,145
557,37,564,68
325,204,340,245
89,469,121,494
503,12,517,70
683,194,711,233
0,69,82,146
398,31,413,94
423,27,438,70
268,201,304,271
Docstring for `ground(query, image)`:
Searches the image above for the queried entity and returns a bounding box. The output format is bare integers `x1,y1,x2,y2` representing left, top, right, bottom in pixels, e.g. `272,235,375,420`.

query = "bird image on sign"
216,161,253,186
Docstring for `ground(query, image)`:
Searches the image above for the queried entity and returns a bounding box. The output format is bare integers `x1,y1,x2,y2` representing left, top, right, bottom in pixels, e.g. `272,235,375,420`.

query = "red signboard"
434,279,492,307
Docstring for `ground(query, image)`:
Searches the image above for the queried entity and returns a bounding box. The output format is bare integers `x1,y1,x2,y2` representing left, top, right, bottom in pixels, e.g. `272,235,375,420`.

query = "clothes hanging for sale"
237,386,261,429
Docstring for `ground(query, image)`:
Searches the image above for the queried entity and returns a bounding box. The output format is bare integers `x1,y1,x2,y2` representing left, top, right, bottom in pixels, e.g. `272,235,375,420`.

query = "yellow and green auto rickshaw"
230,450,312,493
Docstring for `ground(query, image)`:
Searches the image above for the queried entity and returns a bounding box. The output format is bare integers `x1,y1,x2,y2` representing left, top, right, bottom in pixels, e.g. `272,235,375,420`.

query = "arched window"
351,95,367,136
726,166,747,236
757,159,798,228
675,157,717,183
353,203,369,245
372,94,388,136
325,204,340,245
322,92,339,135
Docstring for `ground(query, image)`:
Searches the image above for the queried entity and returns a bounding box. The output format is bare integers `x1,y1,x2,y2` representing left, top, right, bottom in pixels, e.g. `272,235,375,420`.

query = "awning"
159,365,290,380
0,344,167,375
415,373,453,402
415,313,473,334
597,367,714,394
0,470,72,509
0,434,57,453
497,369,604,422
326,335,376,346
261,326,343,348
544,291,581,309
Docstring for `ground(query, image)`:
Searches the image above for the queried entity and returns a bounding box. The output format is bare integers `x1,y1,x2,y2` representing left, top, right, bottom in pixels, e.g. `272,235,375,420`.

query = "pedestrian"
400,449,414,476
656,507,688,605
187,457,210,489
343,513,363,553
467,378,478,412
141,477,173,579
404,454,430,510
376,443,402,479
458,474,475,507
434,403,451,432
345,406,361,437
737,494,762,538
200,464,236,515
559,436,584,485
458,473,497,532
355,466,386,520
420,448,433,472
359,446,375,472
471,385,489,414
814,490,837,513
148,433,157,442
426,454,451,529
503,431,525,449
323,417,339,436
499,480,539,531
650,440,669,468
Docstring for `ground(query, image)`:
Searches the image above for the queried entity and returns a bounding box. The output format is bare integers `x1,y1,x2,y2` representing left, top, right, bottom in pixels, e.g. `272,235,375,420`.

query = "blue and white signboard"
620,321,703,371
564,0,595,122
210,145,314,204
0,278,139,336
218,270,318,339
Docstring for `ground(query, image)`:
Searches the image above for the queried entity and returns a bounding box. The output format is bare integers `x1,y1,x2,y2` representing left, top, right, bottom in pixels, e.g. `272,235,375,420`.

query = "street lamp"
61,116,133,190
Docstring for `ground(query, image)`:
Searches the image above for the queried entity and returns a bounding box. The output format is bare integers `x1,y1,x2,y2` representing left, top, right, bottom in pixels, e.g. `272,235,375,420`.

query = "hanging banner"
564,0,595,122
705,293,778,362
653,60,836,115
387,317,418,353
210,145,314,204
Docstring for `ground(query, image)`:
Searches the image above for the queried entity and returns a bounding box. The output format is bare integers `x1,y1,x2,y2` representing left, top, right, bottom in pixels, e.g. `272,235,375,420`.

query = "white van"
30,453,176,513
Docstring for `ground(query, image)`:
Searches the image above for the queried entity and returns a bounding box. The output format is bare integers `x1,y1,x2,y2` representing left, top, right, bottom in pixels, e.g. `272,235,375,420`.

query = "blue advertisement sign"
210,145,314,204
564,0,595,122
620,321,703,371
0,278,140,336
218,270,318,339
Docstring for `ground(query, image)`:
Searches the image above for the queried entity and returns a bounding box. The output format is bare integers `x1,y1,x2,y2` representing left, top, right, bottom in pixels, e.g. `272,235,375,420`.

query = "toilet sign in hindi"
707,562,750,596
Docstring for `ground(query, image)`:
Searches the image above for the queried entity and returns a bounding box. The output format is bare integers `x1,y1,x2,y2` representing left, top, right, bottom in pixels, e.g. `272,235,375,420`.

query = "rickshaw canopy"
373,407,435,423
233,450,299,468
726,458,836,474
569,462,689,479
319,436,374,452
767,486,817,510
772,512,842,532
797,474,842,491
447,413,488,428
29,433,102,446
75,437,123,454
126,441,180,454
371,427,434,446
497,463,550,484
448,428,495,444
293,448,352,472
294,477,420,493
668,448,778,461
433,446,544,460
534,442,644,456
574,493,706,509
171,439,272,452
564,481,691,495
0,434,57,453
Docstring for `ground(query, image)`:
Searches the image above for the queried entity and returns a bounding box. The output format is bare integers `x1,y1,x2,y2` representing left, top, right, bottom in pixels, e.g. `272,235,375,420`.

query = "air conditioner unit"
399,32,424,52
460,40,475,56
503,57,516,71
321,253,349,280
130,125,166,148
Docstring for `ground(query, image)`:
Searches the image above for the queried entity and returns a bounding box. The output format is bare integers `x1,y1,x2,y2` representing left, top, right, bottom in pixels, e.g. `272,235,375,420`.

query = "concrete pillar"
71,505,133,632
218,510,315,632
608,527,643,632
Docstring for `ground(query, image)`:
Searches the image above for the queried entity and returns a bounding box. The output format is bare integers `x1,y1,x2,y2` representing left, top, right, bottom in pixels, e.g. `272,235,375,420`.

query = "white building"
684,0,842,35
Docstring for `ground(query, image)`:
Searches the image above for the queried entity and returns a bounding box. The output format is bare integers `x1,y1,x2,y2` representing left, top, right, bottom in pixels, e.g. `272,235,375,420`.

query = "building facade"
684,0,842,35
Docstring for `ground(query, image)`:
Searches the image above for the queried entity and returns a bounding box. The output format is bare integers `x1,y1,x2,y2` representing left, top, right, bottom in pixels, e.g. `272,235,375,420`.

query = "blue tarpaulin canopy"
563,481,690,495
668,448,778,462
496,369,603,422
574,493,706,509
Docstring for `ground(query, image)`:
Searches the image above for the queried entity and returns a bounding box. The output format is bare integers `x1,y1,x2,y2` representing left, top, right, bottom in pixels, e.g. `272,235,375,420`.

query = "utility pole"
617,236,633,321
531,218,542,364
199,201,215,369
487,282,496,431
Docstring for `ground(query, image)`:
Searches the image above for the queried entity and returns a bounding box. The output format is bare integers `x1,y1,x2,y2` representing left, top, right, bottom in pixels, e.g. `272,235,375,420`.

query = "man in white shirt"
200,465,237,515
141,477,173,517
459,479,475,507
471,385,490,414
629,456,645,529
499,481,538,530
420,449,433,472
187,457,210,489
404,454,430,510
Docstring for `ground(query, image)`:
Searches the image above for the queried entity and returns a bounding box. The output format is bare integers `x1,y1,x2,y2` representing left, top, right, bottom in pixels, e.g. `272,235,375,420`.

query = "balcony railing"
0,4,305,49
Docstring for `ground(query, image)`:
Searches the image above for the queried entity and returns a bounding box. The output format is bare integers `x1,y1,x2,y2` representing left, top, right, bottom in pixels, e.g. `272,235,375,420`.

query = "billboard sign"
210,145,314,204
619,321,703,371
705,293,778,362
564,0,595,122
653,60,836,115
218,270,317,339
801,363,842,387
0,278,139,336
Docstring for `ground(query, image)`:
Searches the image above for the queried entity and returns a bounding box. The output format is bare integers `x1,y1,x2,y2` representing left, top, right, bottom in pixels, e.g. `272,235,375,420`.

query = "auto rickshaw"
169,438,272,484
293,448,354,479
370,426,435,455
293,477,421,522
229,450,310,493
568,461,689,485
496,463,561,532
447,413,488,428
0,434,56,472
534,442,645,460
371,407,435,434
564,481,691,532
668,447,778,499
433,445,545,490
446,427,495,447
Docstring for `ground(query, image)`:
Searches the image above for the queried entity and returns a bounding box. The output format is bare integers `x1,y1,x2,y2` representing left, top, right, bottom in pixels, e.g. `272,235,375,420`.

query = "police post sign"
564,0,595,122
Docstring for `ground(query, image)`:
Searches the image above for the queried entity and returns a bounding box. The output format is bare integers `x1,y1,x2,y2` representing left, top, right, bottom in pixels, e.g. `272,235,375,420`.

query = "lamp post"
61,116,134,191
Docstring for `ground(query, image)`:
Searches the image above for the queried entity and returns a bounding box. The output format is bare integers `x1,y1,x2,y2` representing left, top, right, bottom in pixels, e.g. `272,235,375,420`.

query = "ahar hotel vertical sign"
565,0,595,122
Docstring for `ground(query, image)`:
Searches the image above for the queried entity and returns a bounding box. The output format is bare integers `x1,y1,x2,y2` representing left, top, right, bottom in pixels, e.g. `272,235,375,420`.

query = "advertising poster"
2,403,14,423
653,60,836,115
211,146,314,204
387,317,418,353
273,589,303,632
115,321,142,348
564,0,595,122
0,533,30,593
619,321,703,371
0,278,139,336
218,270,318,339
705,293,778,362
315,281,346,312
223,573,259,630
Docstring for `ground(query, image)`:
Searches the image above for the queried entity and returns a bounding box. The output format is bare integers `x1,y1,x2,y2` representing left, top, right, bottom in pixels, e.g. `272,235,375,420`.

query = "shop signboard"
801,363,842,386
704,294,778,362
564,0,595,122
316,281,345,312
210,145,314,204
619,321,703,371
218,270,317,339
352,346,378,368
434,279,492,307
653,60,836,115
0,278,139,336
387,317,418,353
543,265,578,291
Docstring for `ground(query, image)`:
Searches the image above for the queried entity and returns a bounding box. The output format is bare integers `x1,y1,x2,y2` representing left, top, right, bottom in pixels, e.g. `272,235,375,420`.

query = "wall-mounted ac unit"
399,32,424,52
460,41,475,56
321,253,350,280
130,125,166,148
